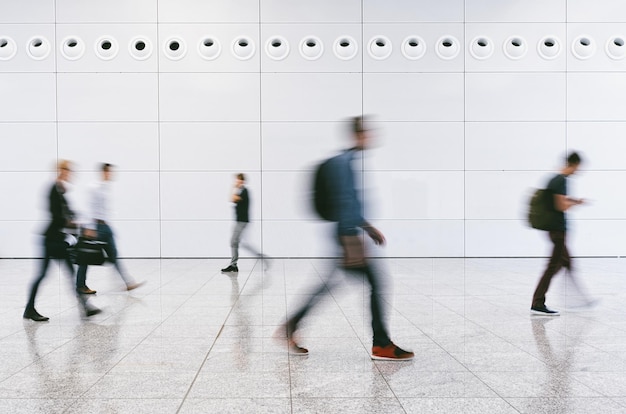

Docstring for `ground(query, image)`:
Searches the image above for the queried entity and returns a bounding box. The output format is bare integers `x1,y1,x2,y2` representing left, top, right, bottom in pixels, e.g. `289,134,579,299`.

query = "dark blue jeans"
286,262,391,347
77,223,130,288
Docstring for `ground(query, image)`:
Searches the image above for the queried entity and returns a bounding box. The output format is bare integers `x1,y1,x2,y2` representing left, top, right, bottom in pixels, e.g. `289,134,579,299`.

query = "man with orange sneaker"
279,116,414,361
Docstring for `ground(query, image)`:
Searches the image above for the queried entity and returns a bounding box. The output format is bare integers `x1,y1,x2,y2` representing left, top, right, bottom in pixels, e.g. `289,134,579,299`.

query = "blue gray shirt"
328,149,366,236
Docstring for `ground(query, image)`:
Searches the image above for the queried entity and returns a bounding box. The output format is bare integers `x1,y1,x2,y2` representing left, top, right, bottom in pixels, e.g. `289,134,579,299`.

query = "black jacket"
43,182,74,241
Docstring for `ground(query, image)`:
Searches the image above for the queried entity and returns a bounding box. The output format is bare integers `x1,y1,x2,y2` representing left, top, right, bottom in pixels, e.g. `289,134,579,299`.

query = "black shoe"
221,265,239,273
77,286,97,295
85,308,102,317
23,308,49,322
531,306,560,316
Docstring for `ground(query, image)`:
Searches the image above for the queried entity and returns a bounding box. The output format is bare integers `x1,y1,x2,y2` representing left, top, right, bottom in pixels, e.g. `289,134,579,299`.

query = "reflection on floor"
1,257,626,413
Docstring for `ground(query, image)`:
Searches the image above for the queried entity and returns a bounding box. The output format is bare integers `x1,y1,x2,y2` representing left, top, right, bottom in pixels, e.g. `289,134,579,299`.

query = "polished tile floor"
1,257,626,413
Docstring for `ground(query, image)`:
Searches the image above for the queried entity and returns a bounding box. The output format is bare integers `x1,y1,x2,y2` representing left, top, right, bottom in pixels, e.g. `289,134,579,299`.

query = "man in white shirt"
76,163,144,294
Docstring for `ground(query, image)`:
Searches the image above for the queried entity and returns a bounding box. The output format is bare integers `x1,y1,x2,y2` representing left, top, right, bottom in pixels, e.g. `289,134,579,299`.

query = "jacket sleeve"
45,184,67,236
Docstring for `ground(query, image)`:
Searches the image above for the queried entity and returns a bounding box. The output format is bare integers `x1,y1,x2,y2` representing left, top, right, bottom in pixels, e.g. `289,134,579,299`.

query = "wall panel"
159,73,260,122
465,122,566,171
57,123,160,171
364,73,464,121
1,2,626,258
261,73,362,121
0,74,56,121
160,122,261,171
57,73,158,121
465,0,565,23
363,0,464,23
261,0,361,23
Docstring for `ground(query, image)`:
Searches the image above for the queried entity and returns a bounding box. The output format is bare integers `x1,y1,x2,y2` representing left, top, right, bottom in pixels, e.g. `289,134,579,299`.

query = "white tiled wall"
2,1,626,258
159,73,260,121
57,73,158,121
465,0,565,23
261,73,361,121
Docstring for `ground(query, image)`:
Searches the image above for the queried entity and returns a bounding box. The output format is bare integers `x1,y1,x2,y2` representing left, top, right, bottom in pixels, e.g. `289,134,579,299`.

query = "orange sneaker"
371,342,414,361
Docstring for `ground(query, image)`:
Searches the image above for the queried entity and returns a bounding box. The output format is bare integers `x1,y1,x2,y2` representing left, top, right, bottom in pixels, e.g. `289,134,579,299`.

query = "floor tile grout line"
56,259,220,413
309,259,410,412
3,260,170,402
383,259,525,408
174,259,258,413
27,258,220,413
387,259,610,406
277,258,296,414
3,257,626,410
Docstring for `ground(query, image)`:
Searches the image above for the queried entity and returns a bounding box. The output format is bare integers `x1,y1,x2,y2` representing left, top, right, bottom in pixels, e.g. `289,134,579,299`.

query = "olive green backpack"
528,188,557,231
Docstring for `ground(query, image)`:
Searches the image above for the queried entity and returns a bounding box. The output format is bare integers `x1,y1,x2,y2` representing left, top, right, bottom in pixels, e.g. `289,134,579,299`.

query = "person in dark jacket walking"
23,160,100,321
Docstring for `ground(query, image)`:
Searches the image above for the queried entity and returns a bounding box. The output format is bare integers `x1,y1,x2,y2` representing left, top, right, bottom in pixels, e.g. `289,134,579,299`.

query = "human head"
101,162,114,181
236,173,245,187
351,115,370,150
57,159,72,181
564,152,582,175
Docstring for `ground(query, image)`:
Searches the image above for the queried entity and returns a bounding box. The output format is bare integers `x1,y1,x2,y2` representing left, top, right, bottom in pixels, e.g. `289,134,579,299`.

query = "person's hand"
364,225,386,246
83,228,97,239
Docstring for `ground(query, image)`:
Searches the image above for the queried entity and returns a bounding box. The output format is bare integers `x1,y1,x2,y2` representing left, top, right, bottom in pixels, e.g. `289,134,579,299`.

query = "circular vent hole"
408,40,419,47
272,41,281,47
0,40,7,48
477,39,488,47
101,41,112,50
340,40,350,47
238,40,248,47
580,38,590,46
614,38,624,47
169,41,180,51
511,39,522,47
376,40,385,47
32,39,42,47
135,41,146,50
306,41,316,47
443,40,453,47
68,40,77,47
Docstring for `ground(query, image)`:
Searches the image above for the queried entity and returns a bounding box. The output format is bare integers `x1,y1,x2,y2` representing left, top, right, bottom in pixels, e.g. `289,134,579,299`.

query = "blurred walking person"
76,163,144,294
279,116,414,360
24,160,100,321
531,152,585,316
221,173,268,273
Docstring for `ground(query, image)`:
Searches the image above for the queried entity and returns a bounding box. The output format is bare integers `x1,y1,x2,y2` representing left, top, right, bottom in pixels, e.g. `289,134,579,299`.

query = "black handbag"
71,237,108,265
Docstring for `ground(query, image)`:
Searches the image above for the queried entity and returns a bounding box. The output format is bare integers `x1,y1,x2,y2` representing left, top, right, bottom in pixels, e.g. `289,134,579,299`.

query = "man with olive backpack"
530,152,585,316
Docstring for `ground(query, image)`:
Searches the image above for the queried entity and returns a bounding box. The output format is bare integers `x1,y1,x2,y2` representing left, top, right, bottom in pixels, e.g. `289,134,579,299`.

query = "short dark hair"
101,163,113,172
351,116,367,134
566,152,581,166
236,173,245,181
